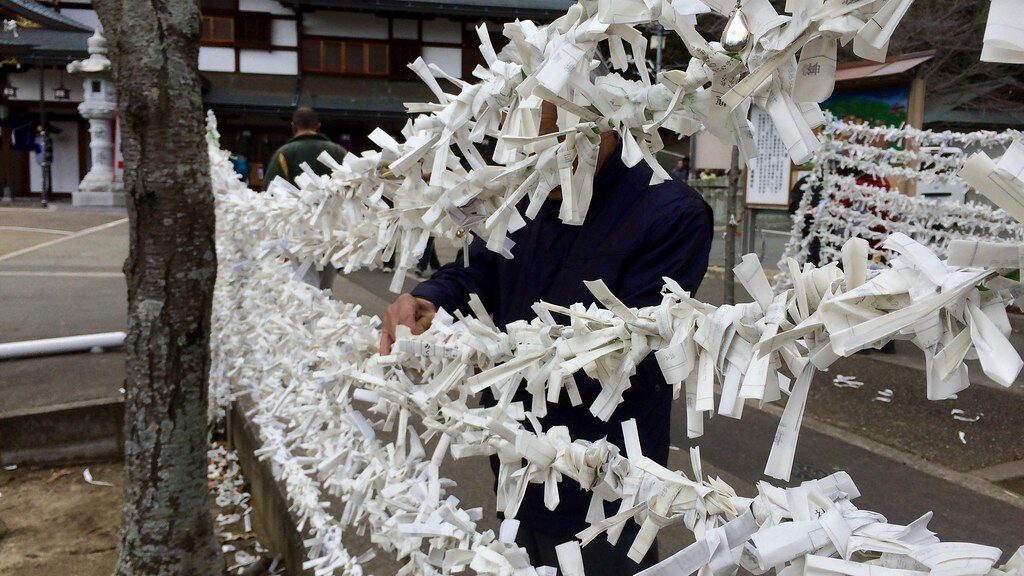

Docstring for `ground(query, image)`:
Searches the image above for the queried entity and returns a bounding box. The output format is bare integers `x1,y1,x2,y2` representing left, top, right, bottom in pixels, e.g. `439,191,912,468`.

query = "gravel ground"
0,462,121,576
0,447,281,575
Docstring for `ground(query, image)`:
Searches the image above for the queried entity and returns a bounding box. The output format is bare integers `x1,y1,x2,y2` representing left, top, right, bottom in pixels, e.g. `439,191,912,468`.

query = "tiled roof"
0,0,92,31
0,28,90,62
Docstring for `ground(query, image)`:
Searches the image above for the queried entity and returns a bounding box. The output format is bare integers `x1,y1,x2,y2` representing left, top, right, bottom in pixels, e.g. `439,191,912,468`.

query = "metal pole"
724,146,740,305
38,65,52,206
688,132,698,178
742,207,757,254
0,332,126,360
0,70,10,202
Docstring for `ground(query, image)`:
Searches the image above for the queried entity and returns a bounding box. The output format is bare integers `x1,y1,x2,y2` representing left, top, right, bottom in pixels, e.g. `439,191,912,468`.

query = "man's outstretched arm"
379,235,500,354
262,148,284,191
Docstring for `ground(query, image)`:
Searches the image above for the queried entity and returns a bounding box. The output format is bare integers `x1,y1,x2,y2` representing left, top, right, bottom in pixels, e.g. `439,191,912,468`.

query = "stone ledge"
228,396,311,576
73,190,126,208
0,399,123,466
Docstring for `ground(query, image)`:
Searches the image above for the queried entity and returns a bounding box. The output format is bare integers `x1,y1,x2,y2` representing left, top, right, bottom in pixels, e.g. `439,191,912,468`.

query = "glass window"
324,42,342,72
302,39,389,76
302,41,321,71
346,42,365,74
367,44,388,75
201,15,234,43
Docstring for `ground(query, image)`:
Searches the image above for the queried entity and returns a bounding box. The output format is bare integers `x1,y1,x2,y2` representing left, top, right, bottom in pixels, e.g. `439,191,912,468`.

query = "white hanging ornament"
721,3,751,53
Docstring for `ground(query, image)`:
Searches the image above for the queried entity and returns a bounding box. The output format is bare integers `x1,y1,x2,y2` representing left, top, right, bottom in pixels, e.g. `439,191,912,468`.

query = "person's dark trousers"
416,237,441,272
514,521,659,575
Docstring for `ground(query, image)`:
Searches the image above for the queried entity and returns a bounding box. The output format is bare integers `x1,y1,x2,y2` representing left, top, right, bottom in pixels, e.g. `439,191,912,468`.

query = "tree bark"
92,1,223,574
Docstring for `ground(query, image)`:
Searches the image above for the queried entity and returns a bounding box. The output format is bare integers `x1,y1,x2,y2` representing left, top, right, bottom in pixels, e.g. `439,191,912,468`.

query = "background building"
193,0,572,188
0,0,92,201
1,0,571,200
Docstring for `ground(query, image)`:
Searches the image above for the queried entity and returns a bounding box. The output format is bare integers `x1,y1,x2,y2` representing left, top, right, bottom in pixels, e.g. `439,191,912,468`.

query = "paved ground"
0,353,124,415
0,206,127,419
2,205,1023,566
0,208,127,343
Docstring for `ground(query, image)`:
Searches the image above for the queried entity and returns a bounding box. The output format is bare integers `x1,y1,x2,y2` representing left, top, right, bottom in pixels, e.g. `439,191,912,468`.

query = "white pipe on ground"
0,332,126,360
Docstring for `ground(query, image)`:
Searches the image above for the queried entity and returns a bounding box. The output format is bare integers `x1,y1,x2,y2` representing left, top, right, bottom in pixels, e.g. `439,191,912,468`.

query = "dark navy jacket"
412,146,713,536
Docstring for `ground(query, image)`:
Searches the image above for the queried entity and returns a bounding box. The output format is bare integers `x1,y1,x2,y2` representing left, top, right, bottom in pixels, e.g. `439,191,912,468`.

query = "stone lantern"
67,29,124,207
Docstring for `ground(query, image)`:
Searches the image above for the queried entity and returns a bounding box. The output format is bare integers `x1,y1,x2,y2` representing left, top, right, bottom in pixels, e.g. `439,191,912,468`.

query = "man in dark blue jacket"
380,117,713,574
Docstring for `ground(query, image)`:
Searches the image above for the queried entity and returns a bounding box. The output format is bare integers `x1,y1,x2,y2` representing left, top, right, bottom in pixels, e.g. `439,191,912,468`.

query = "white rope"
778,116,1024,285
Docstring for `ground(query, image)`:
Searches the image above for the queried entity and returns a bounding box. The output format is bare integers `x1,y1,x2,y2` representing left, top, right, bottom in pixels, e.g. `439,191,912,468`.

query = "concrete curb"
0,398,124,465
971,459,1024,483
228,397,311,576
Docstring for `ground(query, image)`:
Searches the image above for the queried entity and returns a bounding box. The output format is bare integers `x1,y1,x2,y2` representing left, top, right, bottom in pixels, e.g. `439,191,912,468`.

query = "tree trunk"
92,1,223,574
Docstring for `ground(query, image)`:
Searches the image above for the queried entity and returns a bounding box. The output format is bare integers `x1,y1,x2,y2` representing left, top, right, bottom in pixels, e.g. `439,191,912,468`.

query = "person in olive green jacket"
263,107,346,190
265,107,347,290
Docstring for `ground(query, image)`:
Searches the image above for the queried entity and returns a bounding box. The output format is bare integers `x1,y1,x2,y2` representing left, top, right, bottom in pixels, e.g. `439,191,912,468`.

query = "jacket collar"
592,138,627,193
288,132,331,144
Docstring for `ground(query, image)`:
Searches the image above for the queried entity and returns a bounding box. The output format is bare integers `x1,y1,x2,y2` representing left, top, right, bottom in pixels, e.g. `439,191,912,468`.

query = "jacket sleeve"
331,143,348,162
410,234,500,317
262,147,284,191
617,192,714,309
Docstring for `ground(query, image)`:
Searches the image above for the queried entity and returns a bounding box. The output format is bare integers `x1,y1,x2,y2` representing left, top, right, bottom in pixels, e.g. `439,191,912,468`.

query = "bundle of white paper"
960,139,1024,225
200,1,1024,571
981,0,1024,64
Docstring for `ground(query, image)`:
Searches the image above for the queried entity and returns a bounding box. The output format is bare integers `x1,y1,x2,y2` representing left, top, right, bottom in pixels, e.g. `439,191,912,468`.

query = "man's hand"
379,294,436,355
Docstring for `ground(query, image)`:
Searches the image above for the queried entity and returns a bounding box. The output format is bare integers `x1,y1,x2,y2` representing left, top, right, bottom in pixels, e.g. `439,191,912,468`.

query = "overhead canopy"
834,50,1024,129
0,0,91,31
835,50,936,83
0,0,91,64
202,72,435,123
0,28,91,64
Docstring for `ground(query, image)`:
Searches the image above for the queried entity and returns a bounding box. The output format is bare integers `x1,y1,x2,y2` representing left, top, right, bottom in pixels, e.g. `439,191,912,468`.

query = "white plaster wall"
239,50,298,75
29,121,80,194
59,8,102,30
239,0,294,15
8,69,85,103
271,19,297,46
422,46,462,78
393,18,418,40
422,18,461,43
304,11,388,39
199,47,237,72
